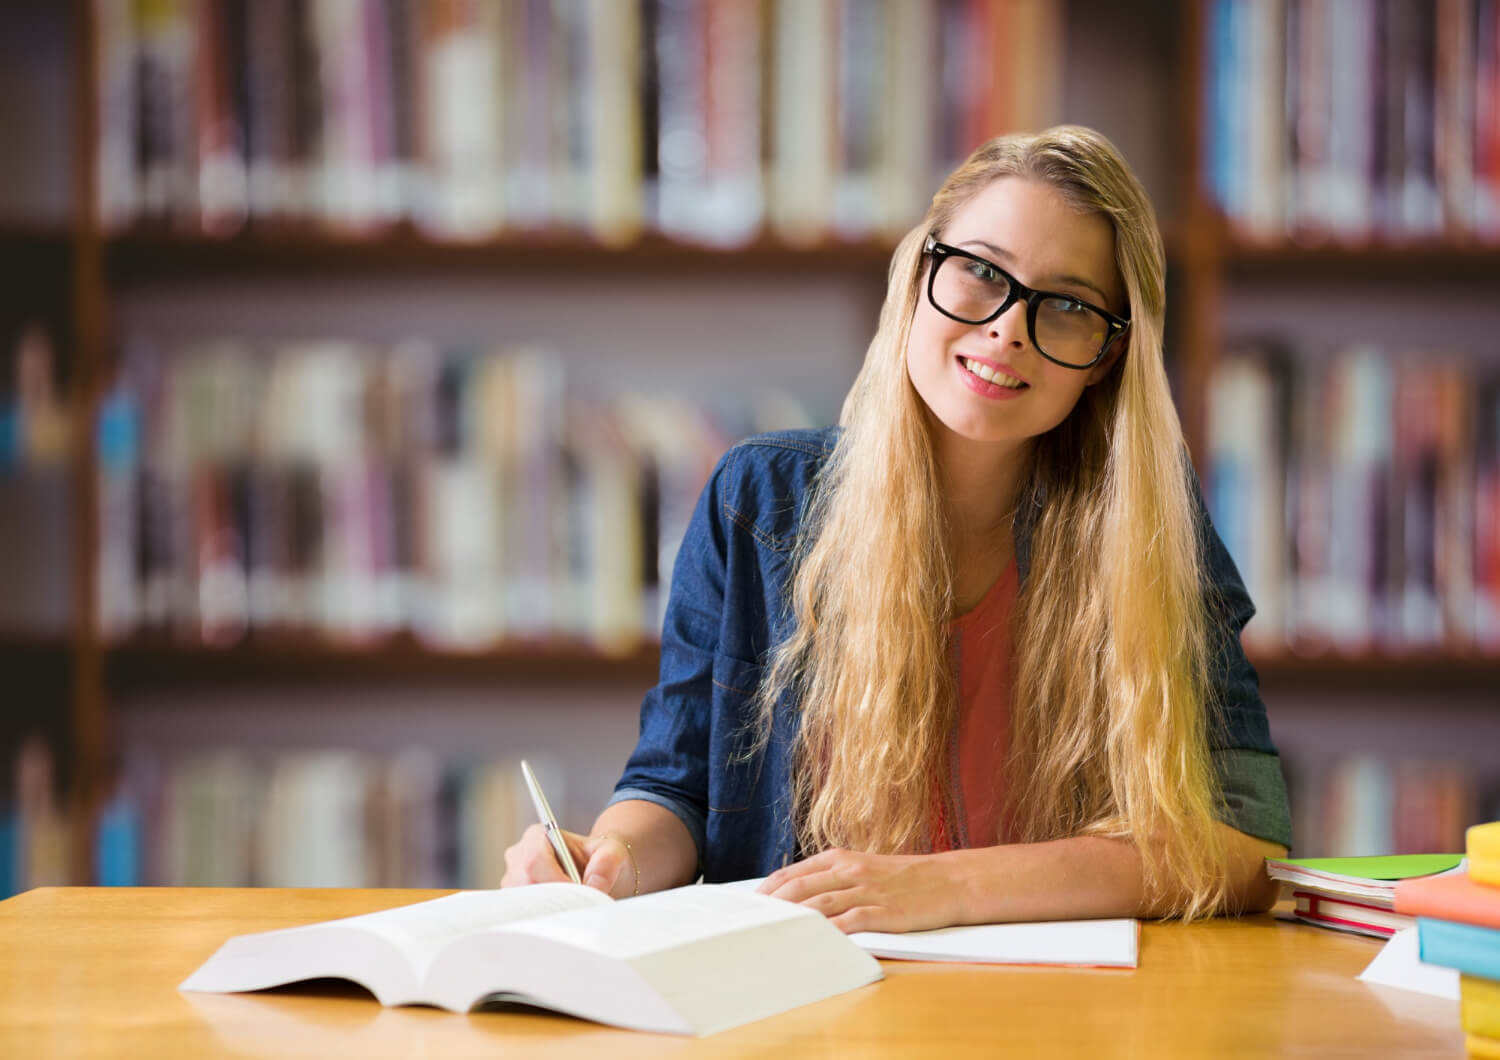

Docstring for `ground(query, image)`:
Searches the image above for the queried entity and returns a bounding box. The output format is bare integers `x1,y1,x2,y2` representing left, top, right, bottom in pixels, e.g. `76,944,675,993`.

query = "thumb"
580,835,630,897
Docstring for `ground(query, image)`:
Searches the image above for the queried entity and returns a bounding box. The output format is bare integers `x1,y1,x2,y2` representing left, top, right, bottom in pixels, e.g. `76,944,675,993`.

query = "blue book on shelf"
95,795,141,887
1417,917,1500,980
0,806,18,898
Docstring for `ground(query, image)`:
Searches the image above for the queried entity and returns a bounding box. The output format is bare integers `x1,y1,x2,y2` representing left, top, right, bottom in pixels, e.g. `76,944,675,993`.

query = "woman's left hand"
756,849,966,933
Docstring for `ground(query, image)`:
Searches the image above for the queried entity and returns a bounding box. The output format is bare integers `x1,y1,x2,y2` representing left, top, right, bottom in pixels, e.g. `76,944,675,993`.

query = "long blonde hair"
756,126,1227,919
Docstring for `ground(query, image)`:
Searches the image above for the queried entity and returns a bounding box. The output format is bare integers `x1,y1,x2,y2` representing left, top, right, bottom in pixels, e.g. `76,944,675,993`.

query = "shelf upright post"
68,0,110,885
1172,0,1226,472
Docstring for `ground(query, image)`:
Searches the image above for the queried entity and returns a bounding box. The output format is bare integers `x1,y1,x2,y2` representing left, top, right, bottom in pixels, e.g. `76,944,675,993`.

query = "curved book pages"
179,883,882,1037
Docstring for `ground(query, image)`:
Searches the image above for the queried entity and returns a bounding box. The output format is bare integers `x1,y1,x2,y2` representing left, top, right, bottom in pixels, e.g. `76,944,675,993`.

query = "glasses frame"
922,236,1131,370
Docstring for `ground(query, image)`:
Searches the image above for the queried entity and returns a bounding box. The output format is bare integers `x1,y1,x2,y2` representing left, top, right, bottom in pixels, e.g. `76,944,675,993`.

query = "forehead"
945,177,1121,303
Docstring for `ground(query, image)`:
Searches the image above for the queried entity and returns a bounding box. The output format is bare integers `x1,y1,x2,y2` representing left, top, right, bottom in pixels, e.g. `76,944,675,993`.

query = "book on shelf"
108,747,554,890
99,336,815,650
92,0,1062,243
180,883,883,1036
1206,347,1500,654
1205,0,1499,240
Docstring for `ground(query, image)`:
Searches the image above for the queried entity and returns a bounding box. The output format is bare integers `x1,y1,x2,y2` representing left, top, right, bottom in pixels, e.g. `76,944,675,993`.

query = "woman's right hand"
501,825,634,897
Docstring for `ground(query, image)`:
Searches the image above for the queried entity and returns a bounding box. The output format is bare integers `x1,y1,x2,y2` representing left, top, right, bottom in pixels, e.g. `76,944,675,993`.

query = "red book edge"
1292,892,1403,937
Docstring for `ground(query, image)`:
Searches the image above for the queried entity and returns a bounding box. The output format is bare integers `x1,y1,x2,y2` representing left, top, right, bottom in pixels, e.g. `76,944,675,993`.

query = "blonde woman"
503,125,1291,929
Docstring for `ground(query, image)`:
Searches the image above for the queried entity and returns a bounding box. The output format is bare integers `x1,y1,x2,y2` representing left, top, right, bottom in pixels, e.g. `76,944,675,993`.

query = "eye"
962,259,1003,284
1050,297,1089,314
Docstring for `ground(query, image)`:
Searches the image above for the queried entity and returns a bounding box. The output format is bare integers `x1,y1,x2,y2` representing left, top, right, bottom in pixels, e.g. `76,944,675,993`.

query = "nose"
985,299,1029,349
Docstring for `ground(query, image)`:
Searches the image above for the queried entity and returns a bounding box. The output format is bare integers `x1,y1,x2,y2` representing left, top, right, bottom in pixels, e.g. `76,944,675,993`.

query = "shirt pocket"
707,653,765,815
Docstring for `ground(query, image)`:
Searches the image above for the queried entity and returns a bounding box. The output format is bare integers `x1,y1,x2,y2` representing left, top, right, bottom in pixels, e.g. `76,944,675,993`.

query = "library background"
1,0,1497,895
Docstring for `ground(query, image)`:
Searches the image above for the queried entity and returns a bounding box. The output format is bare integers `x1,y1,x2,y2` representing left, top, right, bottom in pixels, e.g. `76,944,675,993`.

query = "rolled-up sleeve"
1193,475,1294,850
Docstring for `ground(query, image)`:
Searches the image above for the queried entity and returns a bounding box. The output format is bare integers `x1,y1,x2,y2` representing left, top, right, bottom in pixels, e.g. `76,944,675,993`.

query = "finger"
791,882,866,920
763,862,850,903
828,905,881,934
509,823,572,884
759,850,839,894
580,842,628,897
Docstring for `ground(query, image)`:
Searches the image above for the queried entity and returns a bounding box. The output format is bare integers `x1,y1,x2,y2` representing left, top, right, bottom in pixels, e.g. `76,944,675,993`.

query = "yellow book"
1469,1032,1500,1059
1465,976,1500,1039
1471,822,1500,887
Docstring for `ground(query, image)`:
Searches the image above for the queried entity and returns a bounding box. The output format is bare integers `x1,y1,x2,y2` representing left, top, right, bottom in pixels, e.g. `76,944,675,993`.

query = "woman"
503,125,1291,930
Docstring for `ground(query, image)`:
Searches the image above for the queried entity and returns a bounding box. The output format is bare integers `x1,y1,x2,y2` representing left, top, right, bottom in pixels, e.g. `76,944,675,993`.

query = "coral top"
934,558,1019,852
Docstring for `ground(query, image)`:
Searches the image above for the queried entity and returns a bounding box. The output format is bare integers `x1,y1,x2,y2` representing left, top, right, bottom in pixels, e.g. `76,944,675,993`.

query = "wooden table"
0,887,1465,1058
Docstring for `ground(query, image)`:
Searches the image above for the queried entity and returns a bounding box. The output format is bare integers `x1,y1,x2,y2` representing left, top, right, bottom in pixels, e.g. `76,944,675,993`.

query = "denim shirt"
610,428,1293,881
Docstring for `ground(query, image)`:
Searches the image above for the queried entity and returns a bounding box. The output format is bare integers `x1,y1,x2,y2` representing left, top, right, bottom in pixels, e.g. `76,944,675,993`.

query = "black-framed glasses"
922,236,1130,370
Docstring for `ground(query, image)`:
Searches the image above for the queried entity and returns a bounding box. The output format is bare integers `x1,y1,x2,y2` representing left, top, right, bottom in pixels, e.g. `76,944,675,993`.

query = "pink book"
1394,872,1500,930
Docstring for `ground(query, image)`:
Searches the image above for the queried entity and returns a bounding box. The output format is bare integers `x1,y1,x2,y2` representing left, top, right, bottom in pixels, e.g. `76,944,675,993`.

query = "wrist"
939,848,986,925
599,833,641,898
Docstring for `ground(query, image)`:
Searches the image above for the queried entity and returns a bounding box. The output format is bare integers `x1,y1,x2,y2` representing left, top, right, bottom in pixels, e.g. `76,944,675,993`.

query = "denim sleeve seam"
734,436,827,458
721,502,794,552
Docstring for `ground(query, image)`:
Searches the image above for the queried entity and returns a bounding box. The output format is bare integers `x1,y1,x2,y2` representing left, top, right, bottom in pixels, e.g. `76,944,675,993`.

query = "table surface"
0,886,1465,1058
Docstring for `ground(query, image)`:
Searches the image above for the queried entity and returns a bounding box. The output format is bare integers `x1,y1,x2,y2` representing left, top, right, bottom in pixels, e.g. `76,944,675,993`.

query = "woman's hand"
500,826,636,898
757,849,967,933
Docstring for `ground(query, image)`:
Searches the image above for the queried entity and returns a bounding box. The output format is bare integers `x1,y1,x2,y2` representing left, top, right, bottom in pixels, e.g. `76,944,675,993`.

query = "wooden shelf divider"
103,227,899,282
105,636,661,690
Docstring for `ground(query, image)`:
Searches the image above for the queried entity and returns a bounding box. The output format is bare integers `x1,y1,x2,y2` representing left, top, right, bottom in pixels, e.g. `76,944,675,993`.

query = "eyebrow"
956,239,1112,306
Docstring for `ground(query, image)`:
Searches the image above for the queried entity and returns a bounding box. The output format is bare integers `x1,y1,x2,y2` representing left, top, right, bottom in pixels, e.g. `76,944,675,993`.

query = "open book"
179,883,881,1037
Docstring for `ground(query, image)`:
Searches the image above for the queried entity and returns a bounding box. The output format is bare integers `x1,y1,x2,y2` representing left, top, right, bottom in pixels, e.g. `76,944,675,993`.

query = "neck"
926,421,1033,613
929,427,1032,550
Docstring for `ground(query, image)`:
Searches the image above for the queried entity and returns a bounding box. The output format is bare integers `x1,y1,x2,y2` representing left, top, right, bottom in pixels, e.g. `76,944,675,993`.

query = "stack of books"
1265,853,1465,939
1395,823,1500,1059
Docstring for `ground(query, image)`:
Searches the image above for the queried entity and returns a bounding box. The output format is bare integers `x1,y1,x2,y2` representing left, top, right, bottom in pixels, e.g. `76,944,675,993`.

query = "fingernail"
585,873,608,891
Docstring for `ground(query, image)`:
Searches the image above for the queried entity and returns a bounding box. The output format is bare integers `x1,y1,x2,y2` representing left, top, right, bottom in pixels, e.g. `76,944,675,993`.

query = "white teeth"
963,358,1025,388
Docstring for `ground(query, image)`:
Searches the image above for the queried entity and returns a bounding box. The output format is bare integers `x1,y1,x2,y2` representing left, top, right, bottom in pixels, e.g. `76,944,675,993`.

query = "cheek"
1033,367,1093,423
904,307,954,378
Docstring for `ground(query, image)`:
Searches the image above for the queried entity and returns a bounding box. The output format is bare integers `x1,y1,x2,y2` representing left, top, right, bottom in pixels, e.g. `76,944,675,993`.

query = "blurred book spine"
1206,347,1500,654
1287,753,1494,858
96,337,814,651
92,0,1063,244
69,747,564,889
1205,0,1500,242
1,325,74,634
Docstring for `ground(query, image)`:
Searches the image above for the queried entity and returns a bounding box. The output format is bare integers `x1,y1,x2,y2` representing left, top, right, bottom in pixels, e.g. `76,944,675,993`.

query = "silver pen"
520,760,582,885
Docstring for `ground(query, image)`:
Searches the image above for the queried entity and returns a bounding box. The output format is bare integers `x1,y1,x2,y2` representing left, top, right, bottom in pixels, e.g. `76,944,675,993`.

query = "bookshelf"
1188,0,1500,861
1,0,1496,890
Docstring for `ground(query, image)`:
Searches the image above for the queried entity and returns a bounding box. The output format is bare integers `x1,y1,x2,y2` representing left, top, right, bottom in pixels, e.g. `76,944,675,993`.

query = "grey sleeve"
1212,747,1293,850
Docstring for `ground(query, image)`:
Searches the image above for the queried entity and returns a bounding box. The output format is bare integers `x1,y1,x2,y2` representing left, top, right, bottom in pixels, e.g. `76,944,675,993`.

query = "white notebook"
722,878,1138,967
851,919,1138,966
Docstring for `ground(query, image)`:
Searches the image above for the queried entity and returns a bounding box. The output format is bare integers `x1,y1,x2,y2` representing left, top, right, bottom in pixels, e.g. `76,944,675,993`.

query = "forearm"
948,823,1286,923
589,799,700,895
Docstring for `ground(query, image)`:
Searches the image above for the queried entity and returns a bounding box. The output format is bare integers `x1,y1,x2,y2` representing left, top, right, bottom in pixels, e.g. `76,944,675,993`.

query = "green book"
1274,855,1465,881
1266,854,1465,905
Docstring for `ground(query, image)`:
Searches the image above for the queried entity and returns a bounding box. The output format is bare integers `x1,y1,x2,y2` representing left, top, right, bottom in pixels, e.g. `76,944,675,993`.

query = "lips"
958,355,1029,389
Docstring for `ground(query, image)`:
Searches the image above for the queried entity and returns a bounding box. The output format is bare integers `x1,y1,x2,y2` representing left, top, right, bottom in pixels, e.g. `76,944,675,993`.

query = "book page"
498,884,813,961
850,918,1138,967
719,877,1136,968
353,885,612,972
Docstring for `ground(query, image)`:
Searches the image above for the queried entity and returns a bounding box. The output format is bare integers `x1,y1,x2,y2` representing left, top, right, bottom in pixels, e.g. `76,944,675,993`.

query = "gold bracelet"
608,833,641,896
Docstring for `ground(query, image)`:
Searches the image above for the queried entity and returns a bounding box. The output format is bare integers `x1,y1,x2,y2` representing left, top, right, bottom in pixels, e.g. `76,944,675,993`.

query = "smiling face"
905,176,1126,458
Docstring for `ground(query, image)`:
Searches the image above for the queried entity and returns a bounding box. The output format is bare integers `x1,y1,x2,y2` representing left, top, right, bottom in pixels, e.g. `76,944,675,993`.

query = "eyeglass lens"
931,254,1109,368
